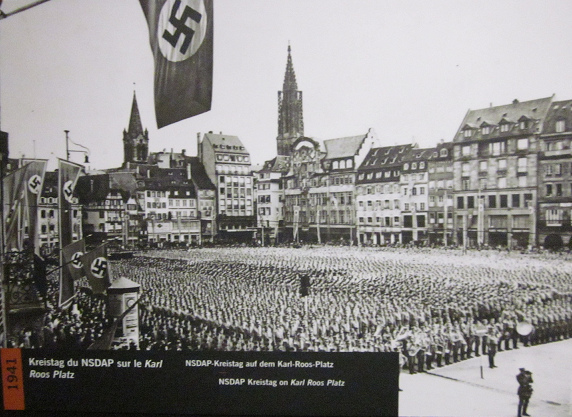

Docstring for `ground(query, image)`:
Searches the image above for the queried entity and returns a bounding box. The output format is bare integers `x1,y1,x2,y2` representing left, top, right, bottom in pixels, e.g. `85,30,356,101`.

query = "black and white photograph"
1,0,571,415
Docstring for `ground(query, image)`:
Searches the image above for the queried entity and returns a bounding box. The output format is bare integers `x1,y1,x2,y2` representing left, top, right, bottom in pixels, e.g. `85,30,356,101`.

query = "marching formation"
109,246,572,374
8,245,571,378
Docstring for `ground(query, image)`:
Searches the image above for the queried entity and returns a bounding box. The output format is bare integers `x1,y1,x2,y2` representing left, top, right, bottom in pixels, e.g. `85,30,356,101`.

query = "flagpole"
0,0,52,20
0,152,7,347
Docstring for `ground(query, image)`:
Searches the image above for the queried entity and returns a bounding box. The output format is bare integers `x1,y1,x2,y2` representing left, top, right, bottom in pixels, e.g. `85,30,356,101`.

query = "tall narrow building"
123,91,149,165
277,44,304,156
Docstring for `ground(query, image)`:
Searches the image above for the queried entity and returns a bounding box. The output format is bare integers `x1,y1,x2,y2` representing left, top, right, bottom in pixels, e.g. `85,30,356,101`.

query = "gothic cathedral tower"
277,44,304,156
123,91,149,165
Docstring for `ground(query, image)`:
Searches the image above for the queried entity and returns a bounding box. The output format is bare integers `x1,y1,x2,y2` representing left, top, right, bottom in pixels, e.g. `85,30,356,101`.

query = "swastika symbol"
28,175,42,194
71,252,83,269
90,257,108,279
163,0,202,55
158,0,207,62
63,180,74,203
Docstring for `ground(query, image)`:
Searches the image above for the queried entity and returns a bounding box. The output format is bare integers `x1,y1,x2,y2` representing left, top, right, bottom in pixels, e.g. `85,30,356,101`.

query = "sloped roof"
402,147,434,163
204,132,249,154
359,144,412,170
455,96,553,141
188,156,216,190
323,134,366,159
260,155,291,173
543,99,572,134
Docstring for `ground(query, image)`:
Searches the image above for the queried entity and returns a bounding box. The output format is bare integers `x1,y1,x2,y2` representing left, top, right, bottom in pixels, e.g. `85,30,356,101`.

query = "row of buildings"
10,46,572,251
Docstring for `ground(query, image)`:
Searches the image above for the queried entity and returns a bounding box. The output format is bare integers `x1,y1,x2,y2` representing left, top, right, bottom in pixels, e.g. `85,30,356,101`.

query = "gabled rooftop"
324,134,367,160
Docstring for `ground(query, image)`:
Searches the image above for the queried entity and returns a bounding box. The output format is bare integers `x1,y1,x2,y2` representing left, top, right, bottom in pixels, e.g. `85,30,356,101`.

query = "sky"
2,0,572,171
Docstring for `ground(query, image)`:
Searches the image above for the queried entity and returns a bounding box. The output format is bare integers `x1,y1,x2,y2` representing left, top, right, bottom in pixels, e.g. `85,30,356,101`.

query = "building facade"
538,99,572,249
452,97,552,249
199,132,255,241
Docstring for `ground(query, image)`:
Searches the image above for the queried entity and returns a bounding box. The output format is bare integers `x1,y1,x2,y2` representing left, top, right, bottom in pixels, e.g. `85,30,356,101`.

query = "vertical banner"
58,159,83,308
62,239,86,281
81,245,110,295
140,0,214,128
22,159,47,252
2,163,29,251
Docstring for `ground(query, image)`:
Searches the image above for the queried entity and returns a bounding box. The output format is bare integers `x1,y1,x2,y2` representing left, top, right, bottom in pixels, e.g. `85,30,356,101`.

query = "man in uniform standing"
517,367,533,417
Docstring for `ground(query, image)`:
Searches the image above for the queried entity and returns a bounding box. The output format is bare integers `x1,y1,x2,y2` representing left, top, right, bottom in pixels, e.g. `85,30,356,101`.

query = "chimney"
513,99,519,105
197,132,202,161
182,149,186,156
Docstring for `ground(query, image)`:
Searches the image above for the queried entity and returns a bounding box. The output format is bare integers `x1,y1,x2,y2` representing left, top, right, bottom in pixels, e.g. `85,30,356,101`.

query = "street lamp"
64,130,90,163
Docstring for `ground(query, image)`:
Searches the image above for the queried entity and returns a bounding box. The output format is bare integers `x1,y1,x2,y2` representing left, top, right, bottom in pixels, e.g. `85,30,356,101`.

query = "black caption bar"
4,349,399,416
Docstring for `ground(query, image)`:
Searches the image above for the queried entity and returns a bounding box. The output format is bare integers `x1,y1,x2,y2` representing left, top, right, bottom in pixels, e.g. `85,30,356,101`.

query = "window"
498,159,507,170
500,195,508,208
517,138,528,150
555,164,562,176
463,129,472,138
467,196,475,209
462,162,470,176
479,161,487,171
490,141,506,156
518,176,527,188
557,183,562,196
488,195,496,208
500,123,510,133
419,162,425,169
404,163,409,170
498,177,507,188
518,157,527,173
412,163,417,170
482,126,490,135
440,148,448,157
462,179,470,191
512,194,520,208
547,209,563,226
546,184,553,196
556,119,565,133
462,145,471,156
457,196,464,209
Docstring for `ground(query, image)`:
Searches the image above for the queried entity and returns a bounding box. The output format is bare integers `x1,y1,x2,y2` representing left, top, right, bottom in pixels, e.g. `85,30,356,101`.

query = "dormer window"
439,148,448,157
556,119,566,133
403,163,409,171
419,162,425,169
482,126,490,135
519,120,528,130
500,123,510,133
463,129,472,138
411,162,417,170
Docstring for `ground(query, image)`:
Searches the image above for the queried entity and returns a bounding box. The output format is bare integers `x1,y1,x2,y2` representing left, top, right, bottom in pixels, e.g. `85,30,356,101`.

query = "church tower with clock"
123,91,149,165
277,44,304,157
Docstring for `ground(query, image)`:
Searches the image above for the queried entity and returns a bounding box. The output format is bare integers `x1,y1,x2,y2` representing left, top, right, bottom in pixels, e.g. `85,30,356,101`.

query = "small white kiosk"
107,277,140,348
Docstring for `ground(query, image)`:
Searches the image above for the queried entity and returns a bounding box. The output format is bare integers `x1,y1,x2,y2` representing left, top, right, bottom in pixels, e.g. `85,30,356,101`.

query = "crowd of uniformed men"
10,246,572,375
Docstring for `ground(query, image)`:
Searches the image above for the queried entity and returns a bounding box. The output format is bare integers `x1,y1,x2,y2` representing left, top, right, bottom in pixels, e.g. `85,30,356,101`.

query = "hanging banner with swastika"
62,239,86,281
22,159,47,254
2,163,29,251
81,244,111,295
140,0,214,128
58,159,84,308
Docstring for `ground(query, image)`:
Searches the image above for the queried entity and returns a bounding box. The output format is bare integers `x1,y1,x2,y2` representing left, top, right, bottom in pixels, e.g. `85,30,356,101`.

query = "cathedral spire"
277,43,304,156
127,90,144,136
283,43,298,91
123,89,149,165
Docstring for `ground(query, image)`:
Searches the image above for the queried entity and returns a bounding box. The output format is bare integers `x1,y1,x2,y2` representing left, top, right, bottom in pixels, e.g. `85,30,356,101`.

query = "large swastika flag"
140,0,213,128
82,244,111,295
